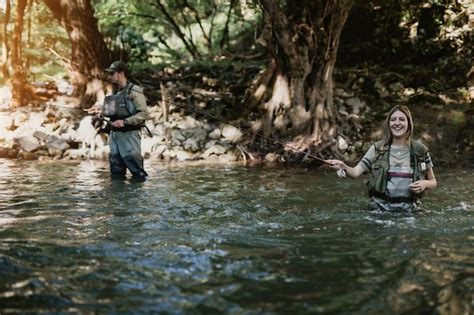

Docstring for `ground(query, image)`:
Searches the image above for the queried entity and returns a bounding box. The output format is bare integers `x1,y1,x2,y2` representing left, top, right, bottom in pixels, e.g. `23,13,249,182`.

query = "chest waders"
106,83,148,179
367,140,428,203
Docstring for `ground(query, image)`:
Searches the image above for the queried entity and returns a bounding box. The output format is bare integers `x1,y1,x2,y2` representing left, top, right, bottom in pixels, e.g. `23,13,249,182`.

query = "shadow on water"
0,159,472,314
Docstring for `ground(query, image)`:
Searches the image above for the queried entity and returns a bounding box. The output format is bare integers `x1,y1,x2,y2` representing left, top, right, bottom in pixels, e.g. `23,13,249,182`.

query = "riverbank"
0,62,472,167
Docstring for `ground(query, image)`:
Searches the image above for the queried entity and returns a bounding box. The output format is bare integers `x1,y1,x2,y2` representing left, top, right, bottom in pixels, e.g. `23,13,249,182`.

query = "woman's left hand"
409,180,426,193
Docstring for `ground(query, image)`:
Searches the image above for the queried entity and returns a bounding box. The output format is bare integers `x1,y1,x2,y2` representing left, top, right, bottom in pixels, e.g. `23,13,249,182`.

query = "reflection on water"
0,159,472,314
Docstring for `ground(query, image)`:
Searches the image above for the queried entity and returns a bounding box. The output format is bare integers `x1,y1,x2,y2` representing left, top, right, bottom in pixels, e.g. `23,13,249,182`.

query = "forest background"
0,0,472,167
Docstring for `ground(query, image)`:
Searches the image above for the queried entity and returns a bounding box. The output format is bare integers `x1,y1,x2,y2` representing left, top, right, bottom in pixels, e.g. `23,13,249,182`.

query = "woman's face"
389,110,409,139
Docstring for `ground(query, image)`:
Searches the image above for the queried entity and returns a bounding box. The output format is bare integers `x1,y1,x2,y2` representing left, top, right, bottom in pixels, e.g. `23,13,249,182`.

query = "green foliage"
94,0,260,63
8,1,70,81
449,110,465,126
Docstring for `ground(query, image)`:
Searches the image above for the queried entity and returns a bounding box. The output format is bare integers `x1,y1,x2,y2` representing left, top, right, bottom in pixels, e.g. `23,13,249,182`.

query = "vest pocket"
368,163,387,195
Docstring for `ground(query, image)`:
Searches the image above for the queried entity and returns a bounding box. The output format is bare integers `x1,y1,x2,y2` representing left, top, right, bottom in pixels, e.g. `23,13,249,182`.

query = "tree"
43,0,113,107
252,0,354,157
11,0,32,107
1,0,11,79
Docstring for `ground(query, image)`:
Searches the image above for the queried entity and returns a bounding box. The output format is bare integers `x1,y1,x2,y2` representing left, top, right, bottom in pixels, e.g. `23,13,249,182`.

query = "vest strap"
111,124,142,132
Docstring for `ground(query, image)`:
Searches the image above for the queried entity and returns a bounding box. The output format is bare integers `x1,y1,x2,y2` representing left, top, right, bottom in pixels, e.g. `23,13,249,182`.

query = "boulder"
221,125,243,143
16,136,40,152
208,128,221,140
183,138,200,152
202,144,227,158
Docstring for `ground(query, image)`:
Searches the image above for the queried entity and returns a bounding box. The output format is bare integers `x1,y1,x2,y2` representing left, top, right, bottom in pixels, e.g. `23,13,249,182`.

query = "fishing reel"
337,169,347,178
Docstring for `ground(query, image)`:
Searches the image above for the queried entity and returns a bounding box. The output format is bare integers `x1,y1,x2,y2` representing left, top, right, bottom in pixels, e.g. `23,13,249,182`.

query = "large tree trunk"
43,0,113,108
254,0,353,156
1,0,10,79
11,0,32,107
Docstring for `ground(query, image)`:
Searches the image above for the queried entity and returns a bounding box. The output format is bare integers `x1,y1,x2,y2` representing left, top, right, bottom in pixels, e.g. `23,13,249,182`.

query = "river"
0,159,472,314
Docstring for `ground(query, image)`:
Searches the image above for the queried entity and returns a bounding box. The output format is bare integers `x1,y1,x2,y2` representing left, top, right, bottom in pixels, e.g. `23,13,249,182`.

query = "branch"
219,0,236,49
151,0,201,58
181,0,212,52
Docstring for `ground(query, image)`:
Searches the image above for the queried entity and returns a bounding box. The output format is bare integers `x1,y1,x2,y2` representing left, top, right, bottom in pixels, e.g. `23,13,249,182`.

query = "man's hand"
111,119,126,128
84,107,101,114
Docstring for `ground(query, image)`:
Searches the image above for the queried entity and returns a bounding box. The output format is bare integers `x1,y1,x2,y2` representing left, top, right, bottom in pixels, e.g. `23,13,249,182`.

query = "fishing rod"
88,74,347,175
9,71,344,174
88,75,334,164
161,96,346,176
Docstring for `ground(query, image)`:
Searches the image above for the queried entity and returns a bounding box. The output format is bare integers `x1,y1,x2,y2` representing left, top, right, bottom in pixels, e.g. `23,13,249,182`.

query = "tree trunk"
43,0,113,108
11,0,32,107
254,0,354,156
1,0,10,79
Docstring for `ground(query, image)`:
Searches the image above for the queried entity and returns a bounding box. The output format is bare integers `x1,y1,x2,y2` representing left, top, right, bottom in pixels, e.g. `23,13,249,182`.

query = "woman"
327,105,437,211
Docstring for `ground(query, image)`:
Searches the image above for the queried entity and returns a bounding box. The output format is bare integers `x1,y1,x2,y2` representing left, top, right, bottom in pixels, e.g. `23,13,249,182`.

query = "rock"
0,147,10,158
153,144,169,156
64,149,83,160
175,148,196,161
205,140,218,149
46,135,70,152
265,153,279,163
183,138,200,152
202,144,227,158
0,112,14,130
170,129,186,145
221,125,243,143
141,137,156,156
162,148,177,160
181,128,208,145
15,136,40,152
177,116,203,129
208,128,221,140
33,130,48,141
337,136,348,151
18,151,38,160
75,116,97,143
48,148,63,158
219,152,238,162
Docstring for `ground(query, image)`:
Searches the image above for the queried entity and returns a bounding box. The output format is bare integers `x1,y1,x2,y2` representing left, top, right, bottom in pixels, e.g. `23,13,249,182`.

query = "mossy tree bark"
253,0,353,156
43,0,114,108
1,0,11,80
11,0,32,107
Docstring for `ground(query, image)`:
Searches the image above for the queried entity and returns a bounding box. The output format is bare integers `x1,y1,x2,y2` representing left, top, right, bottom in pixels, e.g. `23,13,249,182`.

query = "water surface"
0,159,472,314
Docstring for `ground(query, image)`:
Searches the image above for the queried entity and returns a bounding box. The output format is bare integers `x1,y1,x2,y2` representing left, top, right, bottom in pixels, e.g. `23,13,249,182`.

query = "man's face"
108,71,120,84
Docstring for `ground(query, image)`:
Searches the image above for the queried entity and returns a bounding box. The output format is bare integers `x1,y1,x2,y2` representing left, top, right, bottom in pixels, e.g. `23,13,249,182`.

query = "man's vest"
103,83,137,119
367,139,429,202
102,83,141,132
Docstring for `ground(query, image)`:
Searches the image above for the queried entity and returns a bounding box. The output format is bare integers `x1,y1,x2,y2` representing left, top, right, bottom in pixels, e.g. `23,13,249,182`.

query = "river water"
0,159,472,314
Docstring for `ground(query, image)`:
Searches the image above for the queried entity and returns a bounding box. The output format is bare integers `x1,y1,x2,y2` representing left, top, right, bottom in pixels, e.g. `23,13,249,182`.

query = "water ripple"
0,160,472,313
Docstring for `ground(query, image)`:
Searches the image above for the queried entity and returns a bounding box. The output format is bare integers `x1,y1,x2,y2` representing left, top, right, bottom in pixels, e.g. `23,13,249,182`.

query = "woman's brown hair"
380,105,414,146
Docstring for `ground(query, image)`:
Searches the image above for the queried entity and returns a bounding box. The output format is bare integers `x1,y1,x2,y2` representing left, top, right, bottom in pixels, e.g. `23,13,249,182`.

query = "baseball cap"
104,61,127,73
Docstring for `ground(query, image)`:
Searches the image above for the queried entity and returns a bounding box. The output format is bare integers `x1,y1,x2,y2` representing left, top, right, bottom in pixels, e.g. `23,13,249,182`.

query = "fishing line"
91,75,346,172
90,75,338,165
2,73,345,173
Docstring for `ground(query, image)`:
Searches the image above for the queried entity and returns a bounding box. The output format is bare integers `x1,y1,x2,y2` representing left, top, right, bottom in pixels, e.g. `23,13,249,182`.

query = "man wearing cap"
103,60,149,180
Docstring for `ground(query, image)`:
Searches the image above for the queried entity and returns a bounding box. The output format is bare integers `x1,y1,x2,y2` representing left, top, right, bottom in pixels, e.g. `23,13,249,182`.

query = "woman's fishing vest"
367,140,429,201
102,83,141,132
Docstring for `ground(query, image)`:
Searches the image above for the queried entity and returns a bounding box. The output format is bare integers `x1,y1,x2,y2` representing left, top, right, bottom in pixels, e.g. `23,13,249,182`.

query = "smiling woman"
327,105,437,212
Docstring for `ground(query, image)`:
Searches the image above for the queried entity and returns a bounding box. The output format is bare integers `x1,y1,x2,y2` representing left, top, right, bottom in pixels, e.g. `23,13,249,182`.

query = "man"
103,60,149,180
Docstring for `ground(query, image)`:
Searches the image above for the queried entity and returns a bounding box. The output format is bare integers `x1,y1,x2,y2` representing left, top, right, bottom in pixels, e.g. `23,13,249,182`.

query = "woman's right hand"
325,159,347,171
